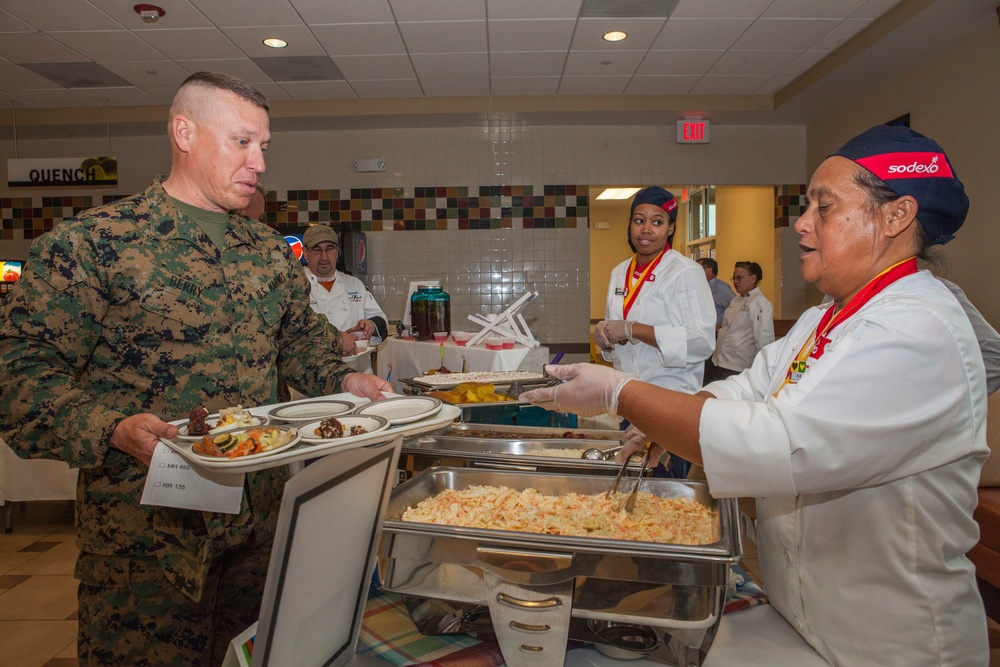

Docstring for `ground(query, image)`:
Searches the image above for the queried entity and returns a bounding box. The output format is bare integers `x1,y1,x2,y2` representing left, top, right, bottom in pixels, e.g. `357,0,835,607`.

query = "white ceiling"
0,0,995,126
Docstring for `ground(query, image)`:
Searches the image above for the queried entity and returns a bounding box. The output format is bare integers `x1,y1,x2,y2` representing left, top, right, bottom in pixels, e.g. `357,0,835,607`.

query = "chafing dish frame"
378,467,742,667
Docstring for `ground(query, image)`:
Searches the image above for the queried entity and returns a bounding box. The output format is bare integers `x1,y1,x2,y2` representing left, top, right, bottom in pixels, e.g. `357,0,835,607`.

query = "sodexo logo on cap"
832,125,968,246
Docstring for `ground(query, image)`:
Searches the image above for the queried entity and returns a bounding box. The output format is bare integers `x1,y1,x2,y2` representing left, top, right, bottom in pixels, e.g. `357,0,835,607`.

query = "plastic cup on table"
486,336,504,350
452,331,472,346
501,337,515,349
433,331,449,343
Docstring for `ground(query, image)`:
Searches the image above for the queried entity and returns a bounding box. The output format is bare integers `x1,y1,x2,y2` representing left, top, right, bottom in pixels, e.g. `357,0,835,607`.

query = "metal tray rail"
400,435,629,474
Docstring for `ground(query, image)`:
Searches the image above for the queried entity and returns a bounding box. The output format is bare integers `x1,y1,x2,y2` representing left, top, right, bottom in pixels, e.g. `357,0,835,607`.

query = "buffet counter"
376,336,549,393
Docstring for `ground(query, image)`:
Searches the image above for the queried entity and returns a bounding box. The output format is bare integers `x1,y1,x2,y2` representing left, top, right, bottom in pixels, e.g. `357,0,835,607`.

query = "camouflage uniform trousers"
76,535,271,666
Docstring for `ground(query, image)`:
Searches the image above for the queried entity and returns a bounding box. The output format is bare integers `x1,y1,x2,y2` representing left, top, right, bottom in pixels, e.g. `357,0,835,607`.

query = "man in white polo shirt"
301,224,387,373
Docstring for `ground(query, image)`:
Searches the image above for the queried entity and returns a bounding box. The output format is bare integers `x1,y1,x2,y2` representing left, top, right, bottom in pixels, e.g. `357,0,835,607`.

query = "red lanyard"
774,257,918,396
622,247,666,319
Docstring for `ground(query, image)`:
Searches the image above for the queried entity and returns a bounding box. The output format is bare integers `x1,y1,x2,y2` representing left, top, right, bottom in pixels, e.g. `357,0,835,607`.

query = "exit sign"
677,119,710,144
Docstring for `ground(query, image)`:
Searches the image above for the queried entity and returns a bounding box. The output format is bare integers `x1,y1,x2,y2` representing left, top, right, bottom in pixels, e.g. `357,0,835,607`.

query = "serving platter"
268,399,355,423
299,414,390,444
402,372,553,392
160,395,461,474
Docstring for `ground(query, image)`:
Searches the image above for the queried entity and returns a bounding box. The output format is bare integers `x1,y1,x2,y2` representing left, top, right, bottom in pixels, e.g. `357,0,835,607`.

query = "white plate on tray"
298,415,390,444
268,400,355,423
342,347,375,362
353,396,443,425
183,425,301,463
174,413,269,441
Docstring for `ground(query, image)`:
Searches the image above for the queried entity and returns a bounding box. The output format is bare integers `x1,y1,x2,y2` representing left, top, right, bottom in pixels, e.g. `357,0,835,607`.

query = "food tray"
444,423,623,441
160,395,461,474
401,434,629,474
400,373,556,392
379,467,741,666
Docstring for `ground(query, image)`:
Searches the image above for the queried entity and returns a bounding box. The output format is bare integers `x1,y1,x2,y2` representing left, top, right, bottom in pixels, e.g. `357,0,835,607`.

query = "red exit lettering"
684,122,705,141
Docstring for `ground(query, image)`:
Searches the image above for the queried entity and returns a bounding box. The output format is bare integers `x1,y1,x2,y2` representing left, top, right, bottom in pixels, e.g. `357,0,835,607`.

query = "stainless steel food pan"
378,467,741,666
444,423,623,441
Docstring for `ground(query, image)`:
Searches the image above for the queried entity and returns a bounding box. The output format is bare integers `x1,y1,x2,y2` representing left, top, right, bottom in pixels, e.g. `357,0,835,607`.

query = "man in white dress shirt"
302,224,387,373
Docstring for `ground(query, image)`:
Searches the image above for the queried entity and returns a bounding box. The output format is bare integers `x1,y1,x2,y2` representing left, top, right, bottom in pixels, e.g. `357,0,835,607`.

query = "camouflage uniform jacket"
0,179,354,601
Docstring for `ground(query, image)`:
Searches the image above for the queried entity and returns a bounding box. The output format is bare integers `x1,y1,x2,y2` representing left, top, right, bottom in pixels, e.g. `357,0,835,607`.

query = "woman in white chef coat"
595,186,716,396
301,224,388,373
708,261,775,381
523,125,988,666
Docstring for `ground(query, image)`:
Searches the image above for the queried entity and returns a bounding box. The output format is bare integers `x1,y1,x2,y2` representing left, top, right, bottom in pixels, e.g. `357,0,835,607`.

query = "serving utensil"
605,442,649,498
622,443,654,513
581,445,621,460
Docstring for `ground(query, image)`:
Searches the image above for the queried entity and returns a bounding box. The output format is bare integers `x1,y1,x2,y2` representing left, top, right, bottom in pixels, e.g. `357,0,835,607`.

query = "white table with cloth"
376,336,550,393
1,436,78,532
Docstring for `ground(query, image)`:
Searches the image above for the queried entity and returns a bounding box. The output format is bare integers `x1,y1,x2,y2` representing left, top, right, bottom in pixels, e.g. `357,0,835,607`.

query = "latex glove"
342,373,392,402
594,320,633,349
615,424,667,465
340,331,357,356
520,363,637,417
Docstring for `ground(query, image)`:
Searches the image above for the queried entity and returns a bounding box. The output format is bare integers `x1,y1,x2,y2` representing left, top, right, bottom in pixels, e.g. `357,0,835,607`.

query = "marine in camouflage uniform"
0,178,359,665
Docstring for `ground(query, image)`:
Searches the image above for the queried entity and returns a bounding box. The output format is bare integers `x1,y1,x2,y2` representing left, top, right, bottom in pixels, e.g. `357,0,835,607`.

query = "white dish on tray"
174,413,269,441
184,425,301,463
353,396,443,425
342,347,375,362
299,415,391,444
268,400,355,423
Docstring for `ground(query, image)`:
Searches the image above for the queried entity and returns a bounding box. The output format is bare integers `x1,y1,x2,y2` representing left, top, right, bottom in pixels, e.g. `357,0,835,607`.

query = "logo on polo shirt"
856,152,953,180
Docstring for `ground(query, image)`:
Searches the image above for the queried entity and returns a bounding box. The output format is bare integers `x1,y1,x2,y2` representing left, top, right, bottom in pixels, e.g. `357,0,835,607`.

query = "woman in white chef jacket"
708,260,775,382
523,125,988,666
594,186,716,395
595,186,716,476
301,224,388,374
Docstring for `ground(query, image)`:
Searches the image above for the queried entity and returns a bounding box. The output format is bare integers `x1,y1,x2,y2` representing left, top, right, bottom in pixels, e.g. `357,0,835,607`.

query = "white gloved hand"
602,320,634,345
519,363,637,417
615,424,667,464
593,321,614,350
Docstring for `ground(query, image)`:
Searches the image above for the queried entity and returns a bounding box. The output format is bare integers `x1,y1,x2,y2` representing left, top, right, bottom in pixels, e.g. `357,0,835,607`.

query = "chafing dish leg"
483,571,575,666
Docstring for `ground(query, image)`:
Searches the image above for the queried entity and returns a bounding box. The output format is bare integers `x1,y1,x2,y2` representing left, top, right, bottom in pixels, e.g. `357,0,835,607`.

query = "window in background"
687,187,716,259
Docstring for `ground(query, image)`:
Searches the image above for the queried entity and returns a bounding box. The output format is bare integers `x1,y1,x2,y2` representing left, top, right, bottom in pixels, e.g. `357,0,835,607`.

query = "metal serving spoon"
581,445,621,460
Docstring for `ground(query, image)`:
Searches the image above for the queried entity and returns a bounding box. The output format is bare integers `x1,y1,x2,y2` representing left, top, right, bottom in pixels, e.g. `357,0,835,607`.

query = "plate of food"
299,415,391,444
353,396,443,425
268,400,355,424
175,405,268,441
188,425,300,462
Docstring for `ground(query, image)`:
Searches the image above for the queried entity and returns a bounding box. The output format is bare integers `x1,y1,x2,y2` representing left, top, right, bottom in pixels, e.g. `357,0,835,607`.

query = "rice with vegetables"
400,485,715,545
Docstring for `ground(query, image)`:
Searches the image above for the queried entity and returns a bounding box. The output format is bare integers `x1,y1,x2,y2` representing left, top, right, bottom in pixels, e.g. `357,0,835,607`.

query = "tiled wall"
774,184,808,227
0,120,807,349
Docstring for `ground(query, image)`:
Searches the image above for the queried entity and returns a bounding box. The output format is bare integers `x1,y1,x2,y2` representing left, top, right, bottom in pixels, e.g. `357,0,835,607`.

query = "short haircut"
697,257,719,275
170,71,269,119
734,261,763,282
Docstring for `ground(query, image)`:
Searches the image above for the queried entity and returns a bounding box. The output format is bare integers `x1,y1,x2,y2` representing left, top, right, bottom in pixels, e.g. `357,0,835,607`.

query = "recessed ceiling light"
603,31,627,42
263,37,287,49
596,188,640,200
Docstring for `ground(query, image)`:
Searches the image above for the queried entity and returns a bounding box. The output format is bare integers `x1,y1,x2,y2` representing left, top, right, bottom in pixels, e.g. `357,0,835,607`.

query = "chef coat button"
783,549,792,563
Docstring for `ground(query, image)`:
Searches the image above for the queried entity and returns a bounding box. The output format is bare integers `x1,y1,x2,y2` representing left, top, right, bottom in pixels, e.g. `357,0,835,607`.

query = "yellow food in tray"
426,382,515,404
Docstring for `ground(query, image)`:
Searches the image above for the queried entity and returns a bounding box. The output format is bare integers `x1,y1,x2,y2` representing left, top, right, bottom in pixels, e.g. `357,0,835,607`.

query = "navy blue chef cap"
831,125,968,245
628,186,678,252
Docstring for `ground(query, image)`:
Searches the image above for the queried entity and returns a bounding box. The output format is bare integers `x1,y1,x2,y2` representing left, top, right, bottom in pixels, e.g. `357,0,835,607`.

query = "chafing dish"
444,423,622,441
401,433,627,474
378,467,741,666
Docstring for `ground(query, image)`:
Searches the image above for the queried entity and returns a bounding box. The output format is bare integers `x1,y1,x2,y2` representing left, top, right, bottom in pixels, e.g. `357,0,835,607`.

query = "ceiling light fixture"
596,188,640,200
263,37,288,49
133,4,165,24
603,30,627,42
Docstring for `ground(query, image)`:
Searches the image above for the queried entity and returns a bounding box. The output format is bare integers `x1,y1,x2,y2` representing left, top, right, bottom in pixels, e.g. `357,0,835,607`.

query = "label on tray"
141,443,244,513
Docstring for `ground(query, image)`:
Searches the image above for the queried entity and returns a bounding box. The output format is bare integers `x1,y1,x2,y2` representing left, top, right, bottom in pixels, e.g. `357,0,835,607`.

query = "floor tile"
0,551,37,576
10,541,78,577
19,542,60,554
54,640,78,659
0,620,77,667
0,576,78,621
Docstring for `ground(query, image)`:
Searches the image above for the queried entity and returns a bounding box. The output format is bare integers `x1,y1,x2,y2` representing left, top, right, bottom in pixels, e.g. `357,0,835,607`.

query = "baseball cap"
302,224,339,248
832,125,968,245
